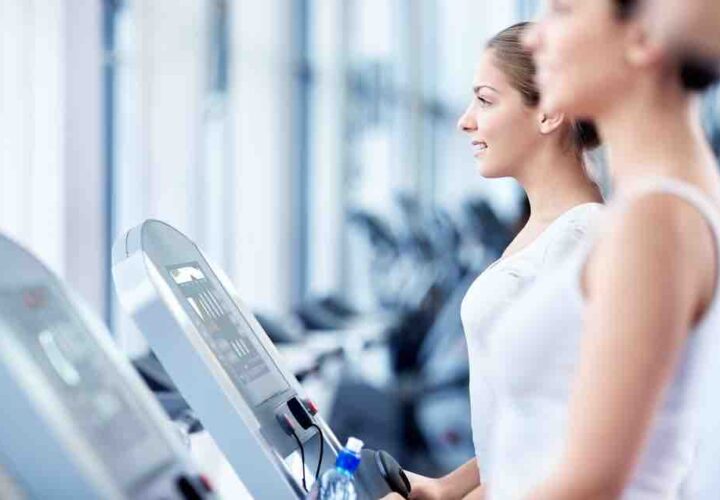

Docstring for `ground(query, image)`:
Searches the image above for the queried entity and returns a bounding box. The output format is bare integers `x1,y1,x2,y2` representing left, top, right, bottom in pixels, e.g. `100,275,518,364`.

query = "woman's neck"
518,143,603,224
598,80,718,192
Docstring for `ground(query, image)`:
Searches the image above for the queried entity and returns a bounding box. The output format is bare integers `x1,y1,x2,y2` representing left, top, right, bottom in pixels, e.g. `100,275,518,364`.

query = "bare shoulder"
611,192,709,243
586,193,716,311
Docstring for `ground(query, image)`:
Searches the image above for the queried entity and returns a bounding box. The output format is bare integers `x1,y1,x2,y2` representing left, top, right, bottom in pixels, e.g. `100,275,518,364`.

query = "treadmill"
0,233,213,499
112,220,411,499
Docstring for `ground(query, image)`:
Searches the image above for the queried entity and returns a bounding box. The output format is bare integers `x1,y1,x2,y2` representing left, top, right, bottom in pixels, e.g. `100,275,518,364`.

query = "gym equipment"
112,220,411,499
0,233,211,499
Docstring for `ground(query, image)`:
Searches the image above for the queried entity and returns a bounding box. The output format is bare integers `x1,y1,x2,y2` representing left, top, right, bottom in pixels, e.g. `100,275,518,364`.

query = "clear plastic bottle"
317,437,364,500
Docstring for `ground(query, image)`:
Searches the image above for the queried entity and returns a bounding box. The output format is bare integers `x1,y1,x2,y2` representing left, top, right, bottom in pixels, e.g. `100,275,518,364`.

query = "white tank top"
461,203,603,476
483,178,720,500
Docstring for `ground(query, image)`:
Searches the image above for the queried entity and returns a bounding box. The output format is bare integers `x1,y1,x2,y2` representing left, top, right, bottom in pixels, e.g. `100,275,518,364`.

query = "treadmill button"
303,398,319,416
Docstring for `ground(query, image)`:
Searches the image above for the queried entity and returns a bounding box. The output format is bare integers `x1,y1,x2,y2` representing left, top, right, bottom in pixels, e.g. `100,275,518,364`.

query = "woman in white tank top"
401,23,604,500
460,1,720,499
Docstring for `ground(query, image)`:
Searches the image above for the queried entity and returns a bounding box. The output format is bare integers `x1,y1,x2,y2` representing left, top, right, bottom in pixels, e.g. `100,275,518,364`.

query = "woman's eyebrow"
473,85,500,96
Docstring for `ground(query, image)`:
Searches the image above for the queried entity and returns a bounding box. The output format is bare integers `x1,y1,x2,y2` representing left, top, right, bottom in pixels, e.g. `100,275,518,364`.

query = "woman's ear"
625,22,666,68
538,111,565,135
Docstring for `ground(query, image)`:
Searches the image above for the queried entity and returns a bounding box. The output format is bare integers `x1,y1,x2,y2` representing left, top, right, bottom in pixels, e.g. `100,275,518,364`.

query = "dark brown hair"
486,22,601,152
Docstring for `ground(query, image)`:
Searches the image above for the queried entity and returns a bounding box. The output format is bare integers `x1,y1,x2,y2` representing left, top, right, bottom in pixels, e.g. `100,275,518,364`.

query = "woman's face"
457,49,542,179
524,0,633,120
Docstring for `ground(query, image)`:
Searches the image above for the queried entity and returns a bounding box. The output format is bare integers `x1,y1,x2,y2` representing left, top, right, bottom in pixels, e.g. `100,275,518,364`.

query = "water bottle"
317,437,364,500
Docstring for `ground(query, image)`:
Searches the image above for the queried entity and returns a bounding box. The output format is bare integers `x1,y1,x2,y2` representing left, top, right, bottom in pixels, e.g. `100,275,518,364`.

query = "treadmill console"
167,263,289,408
112,221,366,498
0,234,211,500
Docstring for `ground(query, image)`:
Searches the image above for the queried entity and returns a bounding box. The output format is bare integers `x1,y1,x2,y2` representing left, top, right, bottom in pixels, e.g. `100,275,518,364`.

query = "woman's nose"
457,107,476,133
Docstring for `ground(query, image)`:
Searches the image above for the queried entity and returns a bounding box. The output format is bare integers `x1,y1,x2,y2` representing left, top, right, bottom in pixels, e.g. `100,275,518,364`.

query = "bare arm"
400,458,481,500
435,458,481,499
524,196,713,499
462,484,487,500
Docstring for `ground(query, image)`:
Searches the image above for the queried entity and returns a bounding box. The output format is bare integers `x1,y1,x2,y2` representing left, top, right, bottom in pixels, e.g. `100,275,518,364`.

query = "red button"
199,474,214,492
303,399,319,415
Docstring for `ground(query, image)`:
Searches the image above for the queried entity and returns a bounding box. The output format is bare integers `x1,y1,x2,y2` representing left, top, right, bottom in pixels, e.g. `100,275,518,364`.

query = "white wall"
113,0,207,241
306,0,347,297
0,0,106,314
65,0,106,315
228,0,297,312
0,0,66,275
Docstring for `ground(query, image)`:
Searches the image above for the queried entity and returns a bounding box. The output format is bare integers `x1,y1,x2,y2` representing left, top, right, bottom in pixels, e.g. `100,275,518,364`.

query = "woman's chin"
476,162,505,179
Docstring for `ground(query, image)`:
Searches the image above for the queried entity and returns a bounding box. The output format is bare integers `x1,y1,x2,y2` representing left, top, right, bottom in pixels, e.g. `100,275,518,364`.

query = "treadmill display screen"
168,263,288,406
0,286,175,492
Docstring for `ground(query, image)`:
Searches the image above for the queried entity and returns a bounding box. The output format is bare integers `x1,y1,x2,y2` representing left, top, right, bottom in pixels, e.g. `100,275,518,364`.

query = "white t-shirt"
460,202,603,477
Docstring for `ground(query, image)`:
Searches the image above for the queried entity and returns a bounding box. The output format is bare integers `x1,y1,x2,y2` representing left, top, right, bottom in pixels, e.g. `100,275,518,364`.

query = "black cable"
290,428,308,493
310,423,324,482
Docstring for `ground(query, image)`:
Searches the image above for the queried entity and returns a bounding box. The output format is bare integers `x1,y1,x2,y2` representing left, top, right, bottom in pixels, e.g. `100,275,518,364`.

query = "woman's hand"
405,471,448,500
386,458,481,500
379,471,447,500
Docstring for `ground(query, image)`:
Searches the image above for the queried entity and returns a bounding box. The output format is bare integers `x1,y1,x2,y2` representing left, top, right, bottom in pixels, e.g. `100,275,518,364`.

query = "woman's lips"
471,140,488,156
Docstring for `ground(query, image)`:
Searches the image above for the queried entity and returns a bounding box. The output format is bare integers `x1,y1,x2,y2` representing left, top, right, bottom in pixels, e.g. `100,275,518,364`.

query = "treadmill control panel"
0,286,176,493
167,263,289,407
